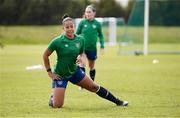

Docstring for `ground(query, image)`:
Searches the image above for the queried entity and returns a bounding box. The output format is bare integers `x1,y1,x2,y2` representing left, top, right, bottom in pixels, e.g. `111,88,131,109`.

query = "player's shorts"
52,66,85,88
85,50,97,60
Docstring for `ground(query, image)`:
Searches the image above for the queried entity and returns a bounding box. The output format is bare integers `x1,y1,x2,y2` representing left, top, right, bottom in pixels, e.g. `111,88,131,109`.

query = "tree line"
0,0,128,25
0,0,179,26
149,0,180,26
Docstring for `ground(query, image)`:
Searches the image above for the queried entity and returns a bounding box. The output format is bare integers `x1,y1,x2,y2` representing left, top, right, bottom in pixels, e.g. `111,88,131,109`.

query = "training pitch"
0,45,180,117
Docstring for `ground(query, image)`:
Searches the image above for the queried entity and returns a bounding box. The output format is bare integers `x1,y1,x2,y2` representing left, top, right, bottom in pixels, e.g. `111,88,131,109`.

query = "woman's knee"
88,84,99,92
53,101,64,108
52,88,65,108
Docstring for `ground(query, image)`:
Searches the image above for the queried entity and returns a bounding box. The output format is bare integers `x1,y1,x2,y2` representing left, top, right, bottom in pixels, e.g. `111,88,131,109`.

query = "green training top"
48,34,85,79
76,19,104,51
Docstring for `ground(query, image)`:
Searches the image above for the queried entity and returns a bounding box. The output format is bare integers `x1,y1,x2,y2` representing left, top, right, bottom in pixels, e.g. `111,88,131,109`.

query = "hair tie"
62,17,72,23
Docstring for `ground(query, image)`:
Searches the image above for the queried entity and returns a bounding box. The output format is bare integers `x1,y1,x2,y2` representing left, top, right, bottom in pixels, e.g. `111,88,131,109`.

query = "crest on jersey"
76,43,80,48
92,24,96,28
84,25,87,28
65,44,68,47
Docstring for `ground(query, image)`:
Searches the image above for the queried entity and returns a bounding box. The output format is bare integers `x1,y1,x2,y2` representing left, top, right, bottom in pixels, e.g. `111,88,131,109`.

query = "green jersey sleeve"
97,22,104,49
47,38,57,52
79,36,85,54
76,20,83,35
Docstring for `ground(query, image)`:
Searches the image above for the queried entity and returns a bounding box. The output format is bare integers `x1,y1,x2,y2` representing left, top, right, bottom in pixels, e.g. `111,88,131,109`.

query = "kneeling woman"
43,14,128,108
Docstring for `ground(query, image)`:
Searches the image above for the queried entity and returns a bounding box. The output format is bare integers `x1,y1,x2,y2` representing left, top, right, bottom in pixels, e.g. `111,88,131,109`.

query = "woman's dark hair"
62,13,72,23
62,13,69,21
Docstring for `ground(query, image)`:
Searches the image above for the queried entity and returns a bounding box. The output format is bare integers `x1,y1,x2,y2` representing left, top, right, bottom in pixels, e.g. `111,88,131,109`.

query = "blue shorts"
85,50,97,60
52,67,85,88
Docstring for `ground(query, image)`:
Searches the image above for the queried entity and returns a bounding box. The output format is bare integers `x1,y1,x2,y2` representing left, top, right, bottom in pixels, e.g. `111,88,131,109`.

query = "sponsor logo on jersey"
84,25,87,28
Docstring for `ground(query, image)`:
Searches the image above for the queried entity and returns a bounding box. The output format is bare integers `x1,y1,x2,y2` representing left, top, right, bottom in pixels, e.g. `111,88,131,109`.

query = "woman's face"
63,20,75,37
85,8,95,20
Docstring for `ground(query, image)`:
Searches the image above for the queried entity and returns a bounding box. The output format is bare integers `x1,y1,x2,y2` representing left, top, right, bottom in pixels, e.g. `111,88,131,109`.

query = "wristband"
46,68,51,72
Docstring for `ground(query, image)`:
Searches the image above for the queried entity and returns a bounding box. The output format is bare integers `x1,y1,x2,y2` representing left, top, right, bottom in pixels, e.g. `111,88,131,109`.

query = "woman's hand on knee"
48,72,61,80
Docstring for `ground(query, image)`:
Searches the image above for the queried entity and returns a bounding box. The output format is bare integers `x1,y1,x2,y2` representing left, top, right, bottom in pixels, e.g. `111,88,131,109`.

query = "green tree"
149,0,180,26
66,0,90,18
0,0,18,24
95,0,124,17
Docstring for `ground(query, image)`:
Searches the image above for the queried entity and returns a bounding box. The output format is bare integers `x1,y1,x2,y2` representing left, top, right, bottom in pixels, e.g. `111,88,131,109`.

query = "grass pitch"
0,45,180,117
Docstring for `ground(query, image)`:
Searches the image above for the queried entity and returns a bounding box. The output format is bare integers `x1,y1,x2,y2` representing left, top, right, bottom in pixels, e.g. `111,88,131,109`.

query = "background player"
76,5,104,82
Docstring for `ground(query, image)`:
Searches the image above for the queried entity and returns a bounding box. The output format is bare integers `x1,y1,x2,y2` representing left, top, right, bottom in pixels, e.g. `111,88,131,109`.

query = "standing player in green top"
76,5,104,82
43,14,128,108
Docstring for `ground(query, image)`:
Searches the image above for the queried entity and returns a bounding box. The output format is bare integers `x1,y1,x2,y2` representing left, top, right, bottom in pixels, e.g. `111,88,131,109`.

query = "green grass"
0,45,180,117
116,26,180,43
0,25,61,44
0,26,180,44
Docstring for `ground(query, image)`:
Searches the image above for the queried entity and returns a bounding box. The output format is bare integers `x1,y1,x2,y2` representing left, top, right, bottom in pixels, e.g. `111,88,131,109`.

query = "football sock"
90,69,96,81
96,86,118,104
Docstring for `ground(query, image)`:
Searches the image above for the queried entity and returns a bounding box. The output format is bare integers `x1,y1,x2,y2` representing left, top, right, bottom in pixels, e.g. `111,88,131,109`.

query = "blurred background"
0,0,179,26
0,0,130,25
0,0,179,54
